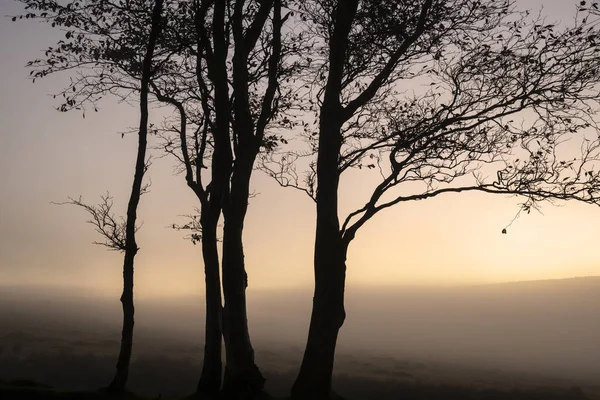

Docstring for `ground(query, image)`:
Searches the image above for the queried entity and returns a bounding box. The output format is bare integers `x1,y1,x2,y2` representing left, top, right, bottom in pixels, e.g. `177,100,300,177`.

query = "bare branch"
51,193,143,252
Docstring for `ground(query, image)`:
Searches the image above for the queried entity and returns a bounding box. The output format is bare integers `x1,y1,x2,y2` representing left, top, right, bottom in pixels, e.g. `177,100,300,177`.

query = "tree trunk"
192,0,232,395
108,250,136,395
291,244,347,400
290,1,359,396
107,0,163,394
220,153,265,399
196,209,223,398
290,207,348,400
291,106,347,399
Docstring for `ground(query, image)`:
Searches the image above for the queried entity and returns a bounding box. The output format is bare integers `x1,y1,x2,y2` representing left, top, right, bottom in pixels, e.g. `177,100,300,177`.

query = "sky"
1,0,599,299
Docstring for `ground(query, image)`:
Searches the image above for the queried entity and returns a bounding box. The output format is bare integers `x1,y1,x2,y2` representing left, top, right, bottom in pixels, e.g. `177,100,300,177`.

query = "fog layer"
1,277,598,396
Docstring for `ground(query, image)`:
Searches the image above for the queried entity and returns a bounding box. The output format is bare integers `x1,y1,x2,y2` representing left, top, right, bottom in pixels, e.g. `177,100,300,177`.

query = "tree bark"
108,250,136,395
219,1,279,394
107,0,163,394
291,112,348,400
221,150,265,399
290,245,347,400
193,0,233,395
196,208,223,398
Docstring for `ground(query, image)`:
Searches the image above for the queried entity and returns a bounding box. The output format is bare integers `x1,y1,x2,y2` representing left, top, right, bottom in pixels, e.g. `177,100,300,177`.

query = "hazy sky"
1,0,599,298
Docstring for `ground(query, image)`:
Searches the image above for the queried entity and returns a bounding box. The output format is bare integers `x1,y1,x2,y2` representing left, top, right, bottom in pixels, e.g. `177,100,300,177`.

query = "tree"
152,1,302,397
108,0,163,392
281,1,600,398
221,1,289,396
150,0,231,394
15,0,165,394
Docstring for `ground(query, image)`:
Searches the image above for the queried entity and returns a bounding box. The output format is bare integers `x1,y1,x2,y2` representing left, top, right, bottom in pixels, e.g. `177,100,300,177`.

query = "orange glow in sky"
0,0,598,299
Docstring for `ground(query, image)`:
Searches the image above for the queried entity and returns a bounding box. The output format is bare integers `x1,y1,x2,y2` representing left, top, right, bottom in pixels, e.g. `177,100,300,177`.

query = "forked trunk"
196,210,223,398
218,1,284,396
195,0,232,394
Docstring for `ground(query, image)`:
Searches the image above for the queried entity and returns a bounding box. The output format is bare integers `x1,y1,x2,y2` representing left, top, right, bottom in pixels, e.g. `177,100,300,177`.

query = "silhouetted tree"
149,1,230,394
221,1,289,396
264,1,600,399
15,0,165,394
151,1,302,397
108,1,163,393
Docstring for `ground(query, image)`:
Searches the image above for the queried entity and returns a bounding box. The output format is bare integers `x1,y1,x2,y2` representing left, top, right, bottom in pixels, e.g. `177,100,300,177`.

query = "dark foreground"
0,378,592,400
2,280,599,400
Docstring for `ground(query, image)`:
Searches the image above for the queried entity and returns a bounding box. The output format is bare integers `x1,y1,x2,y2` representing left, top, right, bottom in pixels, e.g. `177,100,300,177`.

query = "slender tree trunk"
292,111,347,399
221,152,265,399
196,208,223,398
107,0,163,394
108,250,137,394
190,0,233,395
195,0,232,394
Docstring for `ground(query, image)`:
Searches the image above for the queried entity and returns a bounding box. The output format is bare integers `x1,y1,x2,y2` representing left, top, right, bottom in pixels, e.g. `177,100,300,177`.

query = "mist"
1,277,598,398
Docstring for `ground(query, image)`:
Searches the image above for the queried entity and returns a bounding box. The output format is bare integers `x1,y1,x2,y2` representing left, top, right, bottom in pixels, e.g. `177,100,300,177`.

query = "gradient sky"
1,0,599,299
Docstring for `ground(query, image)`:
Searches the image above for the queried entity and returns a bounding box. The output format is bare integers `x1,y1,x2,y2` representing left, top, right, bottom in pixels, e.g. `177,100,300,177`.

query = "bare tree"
269,1,600,398
15,0,165,394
